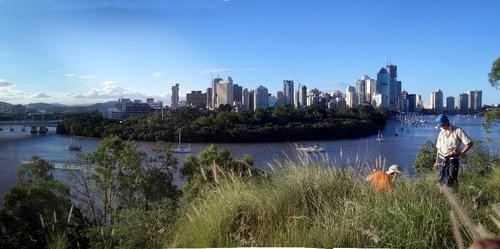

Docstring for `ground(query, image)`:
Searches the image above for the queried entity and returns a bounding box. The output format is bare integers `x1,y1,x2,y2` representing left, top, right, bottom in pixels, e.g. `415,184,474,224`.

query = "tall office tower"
386,64,398,111
365,78,376,103
294,90,300,108
299,85,307,107
431,89,444,113
376,67,390,108
206,87,212,108
233,84,243,103
171,83,179,110
371,93,384,108
216,77,233,107
254,85,269,110
467,90,475,114
474,90,482,112
283,80,294,106
407,94,416,113
211,77,223,108
399,91,409,113
242,88,250,110
277,91,285,106
186,91,208,108
356,76,367,104
446,96,455,113
248,90,255,111
345,86,357,108
416,94,423,109
458,93,468,114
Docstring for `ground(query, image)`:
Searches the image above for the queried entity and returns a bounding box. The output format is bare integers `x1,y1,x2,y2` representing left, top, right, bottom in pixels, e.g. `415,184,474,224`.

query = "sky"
0,0,499,106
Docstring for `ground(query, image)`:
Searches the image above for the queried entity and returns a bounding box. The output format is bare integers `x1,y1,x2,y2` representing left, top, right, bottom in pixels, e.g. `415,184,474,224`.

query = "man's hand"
433,162,439,171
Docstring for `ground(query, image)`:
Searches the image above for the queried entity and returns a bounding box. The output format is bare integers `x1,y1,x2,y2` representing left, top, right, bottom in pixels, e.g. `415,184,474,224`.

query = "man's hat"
386,164,402,175
435,114,449,126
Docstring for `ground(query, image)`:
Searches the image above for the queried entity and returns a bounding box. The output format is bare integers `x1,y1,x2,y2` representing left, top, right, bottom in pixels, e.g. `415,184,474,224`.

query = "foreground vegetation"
57,105,387,142
0,134,498,248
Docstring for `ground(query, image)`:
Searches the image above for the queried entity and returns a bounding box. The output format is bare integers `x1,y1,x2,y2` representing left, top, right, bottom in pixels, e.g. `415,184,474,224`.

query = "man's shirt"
367,171,392,193
435,125,472,157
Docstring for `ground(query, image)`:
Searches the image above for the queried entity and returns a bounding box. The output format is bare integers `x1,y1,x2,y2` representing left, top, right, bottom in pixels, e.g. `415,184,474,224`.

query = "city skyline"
0,0,499,105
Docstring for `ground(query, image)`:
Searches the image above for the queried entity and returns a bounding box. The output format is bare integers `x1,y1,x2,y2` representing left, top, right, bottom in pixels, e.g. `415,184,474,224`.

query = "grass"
167,152,498,248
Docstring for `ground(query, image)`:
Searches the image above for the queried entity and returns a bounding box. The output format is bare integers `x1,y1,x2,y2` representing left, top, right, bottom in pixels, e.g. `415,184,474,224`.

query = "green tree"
414,141,437,174
0,156,82,249
488,57,500,89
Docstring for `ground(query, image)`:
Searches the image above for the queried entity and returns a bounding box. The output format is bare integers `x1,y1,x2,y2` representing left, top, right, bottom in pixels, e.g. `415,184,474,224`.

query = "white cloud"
49,70,60,73
0,79,13,87
74,81,149,101
65,73,75,77
80,75,95,80
202,68,231,74
152,71,163,78
32,92,51,98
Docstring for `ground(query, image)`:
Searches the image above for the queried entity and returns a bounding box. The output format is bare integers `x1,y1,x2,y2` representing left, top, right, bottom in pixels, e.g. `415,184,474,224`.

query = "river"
0,115,498,202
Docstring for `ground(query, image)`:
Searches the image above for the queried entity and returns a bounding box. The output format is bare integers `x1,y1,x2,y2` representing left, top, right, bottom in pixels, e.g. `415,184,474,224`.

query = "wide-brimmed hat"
386,164,402,175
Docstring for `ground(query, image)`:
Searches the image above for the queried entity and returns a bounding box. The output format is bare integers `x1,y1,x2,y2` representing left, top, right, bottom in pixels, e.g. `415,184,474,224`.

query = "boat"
376,130,384,142
171,129,191,153
66,126,81,151
395,126,399,137
296,145,326,153
38,127,48,134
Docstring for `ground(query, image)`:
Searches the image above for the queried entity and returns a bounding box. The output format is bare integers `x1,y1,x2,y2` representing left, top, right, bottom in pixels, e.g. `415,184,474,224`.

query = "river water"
0,115,498,202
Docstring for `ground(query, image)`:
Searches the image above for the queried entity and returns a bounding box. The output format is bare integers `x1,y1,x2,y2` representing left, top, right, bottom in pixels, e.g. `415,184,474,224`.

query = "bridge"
0,120,63,127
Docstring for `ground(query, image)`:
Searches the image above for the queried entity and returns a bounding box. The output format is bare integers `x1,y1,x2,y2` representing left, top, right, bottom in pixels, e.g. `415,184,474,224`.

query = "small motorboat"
171,129,191,153
376,130,384,142
296,145,326,153
67,144,82,151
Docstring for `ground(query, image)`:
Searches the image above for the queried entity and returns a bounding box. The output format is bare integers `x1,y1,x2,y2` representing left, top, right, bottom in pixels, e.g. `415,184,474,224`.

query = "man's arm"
433,151,440,170
458,141,474,156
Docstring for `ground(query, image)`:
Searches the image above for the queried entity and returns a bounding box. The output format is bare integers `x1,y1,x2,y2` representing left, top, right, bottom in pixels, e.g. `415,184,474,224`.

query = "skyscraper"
376,67,390,108
446,96,455,113
242,88,250,110
474,90,482,112
399,91,409,113
211,77,223,108
206,87,212,108
248,90,255,111
356,77,366,105
407,94,416,113
283,80,294,106
365,77,376,103
233,84,243,103
345,86,357,108
216,77,233,107
277,91,285,106
458,93,468,114
171,83,179,110
294,90,300,108
254,85,268,110
299,85,307,107
467,90,475,114
431,89,444,113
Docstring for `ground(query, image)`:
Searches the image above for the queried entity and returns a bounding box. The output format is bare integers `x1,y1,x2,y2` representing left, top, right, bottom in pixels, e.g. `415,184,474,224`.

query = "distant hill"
83,101,118,111
0,102,13,110
26,103,68,110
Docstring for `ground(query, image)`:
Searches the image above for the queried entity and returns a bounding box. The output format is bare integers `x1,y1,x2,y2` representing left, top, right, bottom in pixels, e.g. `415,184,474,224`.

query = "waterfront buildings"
242,88,250,110
467,90,482,113
254,86,268,110
356,77,366,105
430,89,444,113
345,86,357,108
446,96,455,113
171,83,179,110
283,80,294,106
233,84,243,103
458,93,468,114
376,67,390,108
186,91,207,108
216,77,234,107
407,94,417,113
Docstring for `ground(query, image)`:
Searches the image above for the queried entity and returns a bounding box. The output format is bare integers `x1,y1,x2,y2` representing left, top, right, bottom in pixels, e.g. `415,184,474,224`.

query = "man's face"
440,122,450,130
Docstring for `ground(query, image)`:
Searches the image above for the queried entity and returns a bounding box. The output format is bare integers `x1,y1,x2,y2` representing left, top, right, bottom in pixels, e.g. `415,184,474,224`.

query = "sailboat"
67,126,81,151
395,126,399,136
376,130,384,142
171,129,191,153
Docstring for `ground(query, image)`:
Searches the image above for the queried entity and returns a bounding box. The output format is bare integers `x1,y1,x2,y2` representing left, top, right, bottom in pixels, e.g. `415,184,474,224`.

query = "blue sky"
0,0,499,105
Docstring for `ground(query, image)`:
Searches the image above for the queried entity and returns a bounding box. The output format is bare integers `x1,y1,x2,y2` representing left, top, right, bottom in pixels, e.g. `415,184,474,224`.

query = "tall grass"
169,153,463,248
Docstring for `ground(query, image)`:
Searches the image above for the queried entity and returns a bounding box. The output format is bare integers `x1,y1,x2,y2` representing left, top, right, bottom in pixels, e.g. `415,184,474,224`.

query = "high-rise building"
277,91,285,106
254,85,268,110
365,78,376,103
416,94,423,110
186,91,207,108
206,87,212,108
472,90,482,113
356,77,366,105
146,98,163,110
299,85,307,107
446,96,455,113
248,90,255,111
458,93,468,114
407,94,416,113
171,83,179,110
294,90,300,108
242,88,250,110
345,86,357,108
216,77,233,107
283,80,294,106
233,84,243,103
387,64,399,111
430,89,444,113
371,93,384,108
399,91,409,113
376,67,390,108
211,77,223,108
467,90,475,114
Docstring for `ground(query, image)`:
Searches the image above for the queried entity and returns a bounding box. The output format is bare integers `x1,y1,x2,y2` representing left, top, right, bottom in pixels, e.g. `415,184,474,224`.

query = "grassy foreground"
167,157,499,248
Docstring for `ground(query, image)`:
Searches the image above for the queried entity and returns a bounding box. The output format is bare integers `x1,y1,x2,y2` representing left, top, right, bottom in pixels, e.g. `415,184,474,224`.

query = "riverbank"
56,106,387,143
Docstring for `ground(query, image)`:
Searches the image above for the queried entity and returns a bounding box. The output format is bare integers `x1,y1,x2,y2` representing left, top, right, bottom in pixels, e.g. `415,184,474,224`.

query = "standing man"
433,114,474,191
